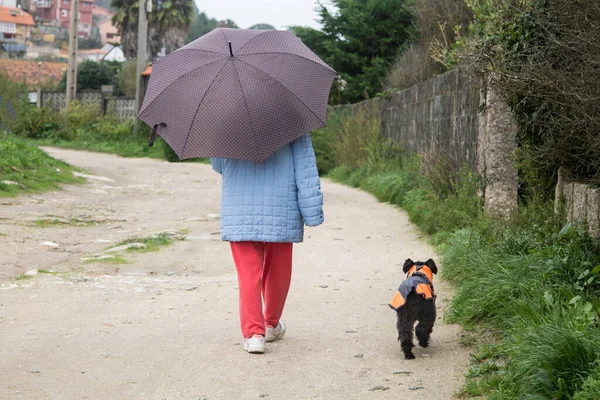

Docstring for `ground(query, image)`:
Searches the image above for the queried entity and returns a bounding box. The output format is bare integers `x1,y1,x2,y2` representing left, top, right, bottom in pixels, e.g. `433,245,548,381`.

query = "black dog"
389,259,438,359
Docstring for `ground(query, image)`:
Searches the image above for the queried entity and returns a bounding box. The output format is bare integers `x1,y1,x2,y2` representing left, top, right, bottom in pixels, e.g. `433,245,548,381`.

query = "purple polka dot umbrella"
138,28,336,162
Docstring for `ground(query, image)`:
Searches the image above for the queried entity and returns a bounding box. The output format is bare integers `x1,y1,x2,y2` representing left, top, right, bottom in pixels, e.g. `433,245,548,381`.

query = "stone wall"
331,69,518,217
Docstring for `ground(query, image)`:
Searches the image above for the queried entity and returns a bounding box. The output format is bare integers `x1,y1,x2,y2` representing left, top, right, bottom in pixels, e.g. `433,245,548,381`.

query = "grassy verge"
0,134,83,197
13,101,208,162
316,109,600,399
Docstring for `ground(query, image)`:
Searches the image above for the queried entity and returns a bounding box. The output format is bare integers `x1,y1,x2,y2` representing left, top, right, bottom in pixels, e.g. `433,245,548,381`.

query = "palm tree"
111,0,195,58
111,0,139,58
153,0,195,54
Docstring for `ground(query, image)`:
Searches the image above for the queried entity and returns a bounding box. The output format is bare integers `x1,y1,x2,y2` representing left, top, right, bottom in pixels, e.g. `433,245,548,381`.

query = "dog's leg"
416,306,436,348
397,311,415,359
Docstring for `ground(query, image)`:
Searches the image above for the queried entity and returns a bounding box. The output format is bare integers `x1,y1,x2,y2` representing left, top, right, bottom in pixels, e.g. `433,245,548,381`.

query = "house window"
84,24,88,28
61,9,67,17
106,33,114,39
63,0,68,4
83,2,88,6
0,22,17,34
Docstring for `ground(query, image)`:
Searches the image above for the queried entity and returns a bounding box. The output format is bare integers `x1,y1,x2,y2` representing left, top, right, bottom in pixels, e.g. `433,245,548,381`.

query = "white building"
0,0,17,8
101,44,125,62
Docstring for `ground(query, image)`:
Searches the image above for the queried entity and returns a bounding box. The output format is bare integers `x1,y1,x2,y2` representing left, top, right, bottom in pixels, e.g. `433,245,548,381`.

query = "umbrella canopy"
138,28,336,162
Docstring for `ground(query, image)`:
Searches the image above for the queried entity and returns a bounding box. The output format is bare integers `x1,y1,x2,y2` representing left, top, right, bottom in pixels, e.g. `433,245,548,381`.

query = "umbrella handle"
149,122,167,147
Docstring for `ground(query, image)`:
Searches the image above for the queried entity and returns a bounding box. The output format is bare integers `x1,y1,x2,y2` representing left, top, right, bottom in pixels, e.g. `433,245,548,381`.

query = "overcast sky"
195,0,331,30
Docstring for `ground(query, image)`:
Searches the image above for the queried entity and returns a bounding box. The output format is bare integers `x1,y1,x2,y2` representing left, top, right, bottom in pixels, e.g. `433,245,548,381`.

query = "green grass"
0,134,83,197
35,128,210,163
113,232,177,253
83,255,128,265
34,218,97,228
15,274,32,280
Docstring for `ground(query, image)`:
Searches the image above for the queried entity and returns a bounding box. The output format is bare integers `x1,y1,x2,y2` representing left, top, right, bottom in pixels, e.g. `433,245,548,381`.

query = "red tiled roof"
0,6,34,26
0,60,67,88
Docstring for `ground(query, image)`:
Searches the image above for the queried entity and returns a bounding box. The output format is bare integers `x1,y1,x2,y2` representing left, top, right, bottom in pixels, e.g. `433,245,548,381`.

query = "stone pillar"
587,188,600,239
479,79,518,218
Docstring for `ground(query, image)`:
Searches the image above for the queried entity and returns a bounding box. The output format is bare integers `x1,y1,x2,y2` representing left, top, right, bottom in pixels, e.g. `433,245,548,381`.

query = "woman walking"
210,133,324,354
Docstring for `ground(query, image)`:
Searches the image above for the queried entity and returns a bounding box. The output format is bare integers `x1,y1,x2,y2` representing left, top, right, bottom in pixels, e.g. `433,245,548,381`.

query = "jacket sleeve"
210,158,223,175
291,134,324,227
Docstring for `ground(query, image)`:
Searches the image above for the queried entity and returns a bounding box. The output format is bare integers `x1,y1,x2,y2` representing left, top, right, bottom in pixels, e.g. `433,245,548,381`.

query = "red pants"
230,242,293,338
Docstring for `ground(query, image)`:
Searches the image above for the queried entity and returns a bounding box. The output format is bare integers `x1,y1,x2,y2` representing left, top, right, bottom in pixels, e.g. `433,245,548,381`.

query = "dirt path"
0,148,469,400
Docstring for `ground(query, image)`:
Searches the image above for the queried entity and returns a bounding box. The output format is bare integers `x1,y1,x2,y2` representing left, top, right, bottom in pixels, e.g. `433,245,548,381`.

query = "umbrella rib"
218,29,260,160
238,52,335,72
181,60,231,158
230,60,261,161
139,57,226,117
236,58,329,126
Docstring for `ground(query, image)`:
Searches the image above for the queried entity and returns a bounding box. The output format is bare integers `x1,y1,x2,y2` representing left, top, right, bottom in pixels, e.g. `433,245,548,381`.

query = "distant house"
0,6,34,54
35,0,94,37
0,0,16,7
98,16,118,45
91,4,113,19
56,44,124,63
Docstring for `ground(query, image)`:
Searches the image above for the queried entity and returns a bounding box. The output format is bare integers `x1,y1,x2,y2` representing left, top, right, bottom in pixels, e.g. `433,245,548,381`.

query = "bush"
118,59,138,97
13,102,60,139
57,61,117,91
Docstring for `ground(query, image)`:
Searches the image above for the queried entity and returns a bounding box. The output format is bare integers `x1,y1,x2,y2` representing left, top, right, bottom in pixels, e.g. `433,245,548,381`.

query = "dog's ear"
425,259,438,274
403,259,414,273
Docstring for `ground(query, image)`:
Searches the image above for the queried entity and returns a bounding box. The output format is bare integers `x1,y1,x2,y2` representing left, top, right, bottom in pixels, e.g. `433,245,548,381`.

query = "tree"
186,12,217,43
153,0,195,54
57,61,117,91
111,0,138,58
248,23,275,30
187,13,239,43
112,0,196,57
292,0,414,103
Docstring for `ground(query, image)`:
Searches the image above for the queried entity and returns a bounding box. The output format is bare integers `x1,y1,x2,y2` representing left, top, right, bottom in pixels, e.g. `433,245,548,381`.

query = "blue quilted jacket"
210,134,324,243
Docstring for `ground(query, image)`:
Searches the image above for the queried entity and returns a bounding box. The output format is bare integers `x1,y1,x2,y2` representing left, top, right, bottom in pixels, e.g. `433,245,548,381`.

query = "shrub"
118,59,138,97
13,102,60,139
57,61,117,91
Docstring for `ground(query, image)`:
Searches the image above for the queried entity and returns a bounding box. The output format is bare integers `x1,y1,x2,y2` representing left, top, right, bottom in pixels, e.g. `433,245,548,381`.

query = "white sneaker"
243,335,265,354
265,321,286,342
